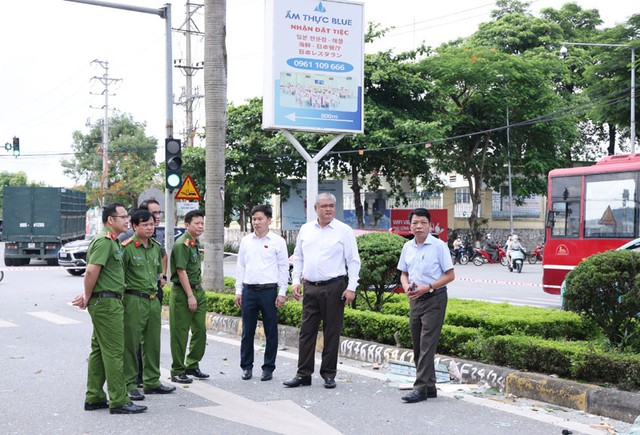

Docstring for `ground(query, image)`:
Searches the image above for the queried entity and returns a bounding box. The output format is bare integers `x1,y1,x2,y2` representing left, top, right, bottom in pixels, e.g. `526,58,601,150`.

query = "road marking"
27,311,81,325
0,318,17,327
457,277,543,287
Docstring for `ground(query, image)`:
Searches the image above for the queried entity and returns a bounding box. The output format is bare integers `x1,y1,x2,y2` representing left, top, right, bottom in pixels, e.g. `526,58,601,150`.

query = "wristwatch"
427,283,434,293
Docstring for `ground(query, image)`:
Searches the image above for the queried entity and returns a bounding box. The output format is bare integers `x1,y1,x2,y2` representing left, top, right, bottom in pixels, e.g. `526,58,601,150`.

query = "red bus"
543,153,640,294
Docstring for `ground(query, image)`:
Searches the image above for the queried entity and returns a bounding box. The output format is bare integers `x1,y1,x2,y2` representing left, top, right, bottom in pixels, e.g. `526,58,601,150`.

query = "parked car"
58,226,186,276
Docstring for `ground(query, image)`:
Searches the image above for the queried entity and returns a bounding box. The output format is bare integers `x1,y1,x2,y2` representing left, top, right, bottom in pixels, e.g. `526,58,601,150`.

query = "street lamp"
496,74,514,235
560,42,636,153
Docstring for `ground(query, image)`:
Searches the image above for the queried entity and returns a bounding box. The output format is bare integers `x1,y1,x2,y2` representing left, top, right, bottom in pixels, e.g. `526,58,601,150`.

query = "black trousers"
240,285,279,372
296,278,347,379
409,291,448,393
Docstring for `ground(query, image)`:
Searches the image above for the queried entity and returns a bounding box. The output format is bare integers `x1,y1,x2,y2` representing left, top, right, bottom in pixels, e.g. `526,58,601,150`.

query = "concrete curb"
162,308,640,423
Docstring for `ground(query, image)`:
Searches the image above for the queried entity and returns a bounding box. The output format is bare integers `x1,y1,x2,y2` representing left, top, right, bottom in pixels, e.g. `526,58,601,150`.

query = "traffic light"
165,138,182,189
12,137,20,157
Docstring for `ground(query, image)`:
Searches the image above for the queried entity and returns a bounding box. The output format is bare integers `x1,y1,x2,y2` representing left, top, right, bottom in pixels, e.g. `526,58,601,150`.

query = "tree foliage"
564,250,640,351
61,112,160,208
355,232,407,312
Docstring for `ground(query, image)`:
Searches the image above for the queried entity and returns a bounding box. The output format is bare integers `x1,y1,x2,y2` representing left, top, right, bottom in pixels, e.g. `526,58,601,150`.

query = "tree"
61,112,159,208
356,232,406,312
203,0,227,291
419,46,575,240
226,99,304,230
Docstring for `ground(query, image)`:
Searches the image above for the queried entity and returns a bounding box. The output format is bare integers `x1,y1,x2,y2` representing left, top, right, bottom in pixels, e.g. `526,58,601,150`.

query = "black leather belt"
416,286,447,301
125,289,157,300
92,292,122,300
303,276,346,287
244,283,277,291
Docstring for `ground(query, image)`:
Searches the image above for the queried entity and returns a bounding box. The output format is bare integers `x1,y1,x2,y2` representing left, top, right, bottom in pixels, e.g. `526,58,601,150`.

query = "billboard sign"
390,209,449,241
263,0,364,134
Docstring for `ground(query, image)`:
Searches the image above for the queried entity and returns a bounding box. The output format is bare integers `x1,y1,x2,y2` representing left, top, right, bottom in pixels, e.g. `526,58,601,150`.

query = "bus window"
584,172,637,238
550,176,581,238
551,201,580,237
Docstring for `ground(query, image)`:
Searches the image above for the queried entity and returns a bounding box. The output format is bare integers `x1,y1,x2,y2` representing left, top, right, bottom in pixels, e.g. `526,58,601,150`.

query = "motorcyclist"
452,237,462,263
482,233,498,261
507,234,525,271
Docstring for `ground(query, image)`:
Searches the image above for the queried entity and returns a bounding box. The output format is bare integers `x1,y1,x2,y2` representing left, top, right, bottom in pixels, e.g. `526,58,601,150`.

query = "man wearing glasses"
72,203,147,414
284,193,361,389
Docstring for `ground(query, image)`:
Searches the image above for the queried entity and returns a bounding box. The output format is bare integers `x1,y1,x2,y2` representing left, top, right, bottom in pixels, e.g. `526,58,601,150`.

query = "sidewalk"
163,308,640,424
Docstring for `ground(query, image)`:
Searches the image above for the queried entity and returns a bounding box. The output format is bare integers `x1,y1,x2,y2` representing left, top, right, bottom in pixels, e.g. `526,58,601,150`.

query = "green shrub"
565,249,640,350
355,232,407,312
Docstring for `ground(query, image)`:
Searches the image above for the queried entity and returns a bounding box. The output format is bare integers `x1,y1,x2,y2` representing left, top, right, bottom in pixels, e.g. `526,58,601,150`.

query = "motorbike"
528,244,544,264
473,243,509,266
510,248,526,273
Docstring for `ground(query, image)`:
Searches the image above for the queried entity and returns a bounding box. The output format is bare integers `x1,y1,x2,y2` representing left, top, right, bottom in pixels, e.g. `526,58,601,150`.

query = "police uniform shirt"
87,228,125,293
122,235,162,293
170,232,202,286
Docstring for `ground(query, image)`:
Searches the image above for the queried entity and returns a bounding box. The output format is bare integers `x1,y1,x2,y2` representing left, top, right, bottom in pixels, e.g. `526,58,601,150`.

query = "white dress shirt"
292,218,361,291
235,231,289,297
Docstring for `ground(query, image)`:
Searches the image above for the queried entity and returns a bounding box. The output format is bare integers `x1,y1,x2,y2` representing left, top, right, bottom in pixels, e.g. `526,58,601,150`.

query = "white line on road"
0,318,17,327
457,277,543,287
27,311,81,325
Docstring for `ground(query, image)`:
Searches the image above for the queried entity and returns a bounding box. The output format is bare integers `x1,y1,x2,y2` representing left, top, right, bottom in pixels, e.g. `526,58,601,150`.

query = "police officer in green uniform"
72,203,147,415
121,209,176,401
169,209,208,384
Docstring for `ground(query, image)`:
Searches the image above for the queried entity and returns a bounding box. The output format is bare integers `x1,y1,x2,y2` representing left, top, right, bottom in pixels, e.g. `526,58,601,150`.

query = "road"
222,255,561,309
0,260,630,434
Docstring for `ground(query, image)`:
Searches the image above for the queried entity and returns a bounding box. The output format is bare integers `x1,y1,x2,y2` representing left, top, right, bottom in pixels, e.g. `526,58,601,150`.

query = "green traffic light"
167,173,181,189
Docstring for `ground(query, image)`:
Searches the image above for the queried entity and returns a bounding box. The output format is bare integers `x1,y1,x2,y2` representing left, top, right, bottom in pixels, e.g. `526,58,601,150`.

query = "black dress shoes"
171,373,193,384
283,376,312,388
144,384,176,394
127,389,145,401
185,368,210,379
427,386,437,398
261,371,273,382
402,390,427,403
109,401,147,414
84,401,109,411
324,378,336,389
242,369,253,380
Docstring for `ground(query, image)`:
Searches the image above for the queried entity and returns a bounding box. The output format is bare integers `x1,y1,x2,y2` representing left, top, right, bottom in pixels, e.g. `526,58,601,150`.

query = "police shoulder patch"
121,237,135,246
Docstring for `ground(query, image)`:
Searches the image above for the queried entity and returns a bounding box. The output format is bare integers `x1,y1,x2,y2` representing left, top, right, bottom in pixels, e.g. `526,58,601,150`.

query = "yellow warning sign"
175,174,202,200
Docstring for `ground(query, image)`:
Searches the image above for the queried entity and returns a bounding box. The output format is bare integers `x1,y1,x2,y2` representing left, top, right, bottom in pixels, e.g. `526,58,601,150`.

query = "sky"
0,0,635,188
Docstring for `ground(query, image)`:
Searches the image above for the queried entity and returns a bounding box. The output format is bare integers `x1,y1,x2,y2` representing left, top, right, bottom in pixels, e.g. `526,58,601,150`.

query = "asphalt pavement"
0,251,637,434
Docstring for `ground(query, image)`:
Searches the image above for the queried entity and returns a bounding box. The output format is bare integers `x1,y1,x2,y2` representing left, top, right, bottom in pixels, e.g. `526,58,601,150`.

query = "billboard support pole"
281,129,346,222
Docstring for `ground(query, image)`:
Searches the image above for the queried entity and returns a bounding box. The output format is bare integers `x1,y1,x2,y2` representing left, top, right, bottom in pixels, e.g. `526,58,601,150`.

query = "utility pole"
90,59,121,193
174,2,204,147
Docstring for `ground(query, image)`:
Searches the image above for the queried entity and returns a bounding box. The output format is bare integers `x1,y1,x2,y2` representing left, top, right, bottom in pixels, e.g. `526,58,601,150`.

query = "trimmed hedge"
162,287,640,390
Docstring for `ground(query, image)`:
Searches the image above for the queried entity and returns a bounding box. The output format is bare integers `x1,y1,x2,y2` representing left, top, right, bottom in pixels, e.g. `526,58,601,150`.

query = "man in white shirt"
284,193,361,389
235,205,289,382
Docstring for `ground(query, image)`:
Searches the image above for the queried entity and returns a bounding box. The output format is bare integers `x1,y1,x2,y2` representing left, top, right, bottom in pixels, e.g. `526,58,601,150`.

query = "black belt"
125,289,157,300
244,283,277,291
91,292,122,300
303,276,346,287
416,286,447,301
